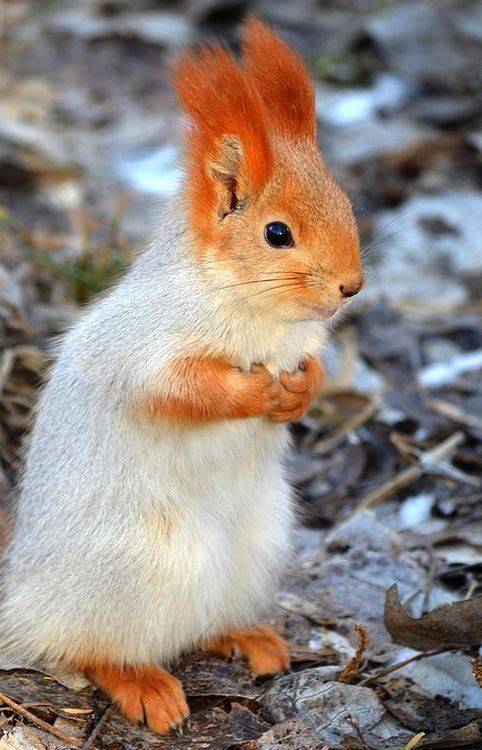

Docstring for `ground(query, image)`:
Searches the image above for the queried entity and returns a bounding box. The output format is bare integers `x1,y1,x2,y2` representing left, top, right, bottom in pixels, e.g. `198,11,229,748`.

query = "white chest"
222,315,327,375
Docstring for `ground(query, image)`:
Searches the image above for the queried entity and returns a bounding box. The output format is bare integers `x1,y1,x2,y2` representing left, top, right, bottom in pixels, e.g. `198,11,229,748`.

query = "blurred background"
0,0,481,523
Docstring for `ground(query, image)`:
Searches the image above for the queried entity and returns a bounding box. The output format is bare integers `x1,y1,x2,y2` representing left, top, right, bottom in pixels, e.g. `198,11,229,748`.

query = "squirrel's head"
173,19,363,322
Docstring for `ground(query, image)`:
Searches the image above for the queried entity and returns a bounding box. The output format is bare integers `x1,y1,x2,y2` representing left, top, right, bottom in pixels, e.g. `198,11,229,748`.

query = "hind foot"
203,624,290,675
84,663,189,734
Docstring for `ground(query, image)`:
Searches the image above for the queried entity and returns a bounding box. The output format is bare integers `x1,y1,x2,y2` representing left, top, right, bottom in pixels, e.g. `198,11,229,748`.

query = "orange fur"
81,662,189,734
141,356,322,425
173,44,273,242
203,625,290,675
171,19,363,344
243,19,316,142
199,142,363,320
173,20,363,325
272,355,323,423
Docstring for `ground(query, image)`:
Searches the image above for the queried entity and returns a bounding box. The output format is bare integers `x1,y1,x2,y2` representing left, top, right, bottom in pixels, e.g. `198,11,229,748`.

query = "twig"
0,349,15,397
323,325,359,394
314,394,380,455
404,732,426,750
347,716,369,750
427,397,482,432
358,647,452,686
353,432,465,513
465,579,478,600
394,299,482,316
471,657,482,688
82,705,113,750
0,690,83,748
339,625,368,684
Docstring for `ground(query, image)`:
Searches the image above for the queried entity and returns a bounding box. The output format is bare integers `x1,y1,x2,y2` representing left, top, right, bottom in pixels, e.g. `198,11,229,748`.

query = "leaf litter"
385,584,482,651
0,0,481,747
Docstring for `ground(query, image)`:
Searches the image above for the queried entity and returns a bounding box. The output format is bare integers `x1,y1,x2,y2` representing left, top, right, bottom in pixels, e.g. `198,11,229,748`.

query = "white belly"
114,417,294,664
1,411,294,668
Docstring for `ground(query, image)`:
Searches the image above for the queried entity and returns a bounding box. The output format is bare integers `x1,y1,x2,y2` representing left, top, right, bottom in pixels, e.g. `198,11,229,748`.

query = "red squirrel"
0,20,363,734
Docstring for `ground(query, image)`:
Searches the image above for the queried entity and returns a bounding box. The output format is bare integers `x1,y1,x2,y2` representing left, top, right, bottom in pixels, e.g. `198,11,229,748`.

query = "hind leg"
84,663,189,734
203,625,290,675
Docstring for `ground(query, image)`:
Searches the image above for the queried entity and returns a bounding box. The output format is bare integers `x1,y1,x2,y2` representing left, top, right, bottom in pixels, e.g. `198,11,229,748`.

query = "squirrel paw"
85,663,189,734
268,356,323,423
202,624,290,675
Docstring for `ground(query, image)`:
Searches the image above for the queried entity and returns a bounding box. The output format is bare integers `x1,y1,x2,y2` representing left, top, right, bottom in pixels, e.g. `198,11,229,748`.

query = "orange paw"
269,356,323,423
84,663,189,734
203,625,290,675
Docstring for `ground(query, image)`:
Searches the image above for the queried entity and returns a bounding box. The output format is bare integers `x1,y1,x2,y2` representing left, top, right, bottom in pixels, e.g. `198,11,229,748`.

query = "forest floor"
0,1,481,748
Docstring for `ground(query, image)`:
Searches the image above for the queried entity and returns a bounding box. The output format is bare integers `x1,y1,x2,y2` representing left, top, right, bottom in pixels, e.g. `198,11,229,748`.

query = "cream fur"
0,204,326,669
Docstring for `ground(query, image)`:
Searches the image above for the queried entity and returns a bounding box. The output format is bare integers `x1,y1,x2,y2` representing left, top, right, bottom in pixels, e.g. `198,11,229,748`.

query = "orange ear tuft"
173,44,273,240
243,19,316,143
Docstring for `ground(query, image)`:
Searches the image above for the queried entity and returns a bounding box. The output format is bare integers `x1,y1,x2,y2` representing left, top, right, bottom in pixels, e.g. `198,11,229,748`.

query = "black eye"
264,222,293,248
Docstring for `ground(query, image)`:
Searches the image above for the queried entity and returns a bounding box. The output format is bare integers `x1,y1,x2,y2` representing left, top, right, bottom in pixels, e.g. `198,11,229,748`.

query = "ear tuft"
243,19,316,142
173,44,273,238
209,136,243,182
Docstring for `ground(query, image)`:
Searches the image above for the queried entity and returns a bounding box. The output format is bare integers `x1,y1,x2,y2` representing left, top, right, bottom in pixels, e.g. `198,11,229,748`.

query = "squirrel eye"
264,222,293,248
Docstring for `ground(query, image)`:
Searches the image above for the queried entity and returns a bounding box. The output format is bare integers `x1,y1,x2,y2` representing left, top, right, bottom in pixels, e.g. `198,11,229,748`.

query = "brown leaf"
384,584,482,650
239,719,321,750
176,653,260,700
420,721,481,749
384,679,482,734
99,702,270,750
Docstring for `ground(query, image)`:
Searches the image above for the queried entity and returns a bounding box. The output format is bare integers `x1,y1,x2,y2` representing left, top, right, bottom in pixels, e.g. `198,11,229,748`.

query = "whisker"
196,260,315,276
300,262,326,279
215,276,309,291
361,219,412,265
192,255,327,281
244,281,303,299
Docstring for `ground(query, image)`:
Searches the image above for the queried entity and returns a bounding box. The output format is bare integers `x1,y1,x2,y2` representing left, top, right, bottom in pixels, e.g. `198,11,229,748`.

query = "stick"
427,398,482,432
0,690,82,747
404,732,426,750
339,624,368,684
82,705,113,750
314,395,380,455
358,647,451,686
353,432,465,513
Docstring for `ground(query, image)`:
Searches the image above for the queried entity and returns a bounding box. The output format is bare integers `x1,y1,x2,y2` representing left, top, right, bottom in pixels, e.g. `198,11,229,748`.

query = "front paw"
268,357,323,423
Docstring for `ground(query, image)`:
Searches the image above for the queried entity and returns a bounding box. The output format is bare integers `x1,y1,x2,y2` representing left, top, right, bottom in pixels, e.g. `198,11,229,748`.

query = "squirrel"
0,19,363,735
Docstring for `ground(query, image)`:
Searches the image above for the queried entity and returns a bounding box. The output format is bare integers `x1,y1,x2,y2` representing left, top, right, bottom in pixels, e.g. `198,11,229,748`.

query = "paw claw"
85,664,189,735
266,357,323,423
202,625,290,676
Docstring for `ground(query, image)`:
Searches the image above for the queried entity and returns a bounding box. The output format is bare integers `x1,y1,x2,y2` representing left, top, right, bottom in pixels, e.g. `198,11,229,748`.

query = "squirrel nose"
339,282,362,298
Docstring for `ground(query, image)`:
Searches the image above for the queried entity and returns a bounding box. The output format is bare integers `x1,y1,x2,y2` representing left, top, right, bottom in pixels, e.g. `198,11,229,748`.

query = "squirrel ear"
243,19,317,143
173,45,273,233
208,135,244,217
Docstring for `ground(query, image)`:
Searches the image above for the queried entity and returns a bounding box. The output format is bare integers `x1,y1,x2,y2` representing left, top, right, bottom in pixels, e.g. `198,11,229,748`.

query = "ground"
0,0,481,748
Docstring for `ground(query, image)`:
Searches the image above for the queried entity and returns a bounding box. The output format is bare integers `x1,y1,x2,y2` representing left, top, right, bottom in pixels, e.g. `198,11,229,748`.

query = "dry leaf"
0,726,59,749
419,721,481,749
385,584,482,650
